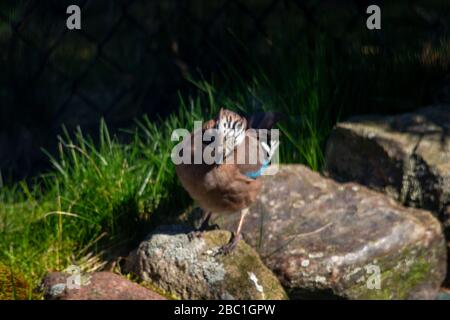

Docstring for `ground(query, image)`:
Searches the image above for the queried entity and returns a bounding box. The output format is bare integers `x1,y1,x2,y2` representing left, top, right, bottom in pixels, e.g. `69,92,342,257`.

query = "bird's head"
214,108,247,157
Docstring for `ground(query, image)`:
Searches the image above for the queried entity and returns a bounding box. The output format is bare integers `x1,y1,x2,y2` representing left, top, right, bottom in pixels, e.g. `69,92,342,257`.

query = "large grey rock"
212,165,447,299
324,105,450,220
124,225,287,300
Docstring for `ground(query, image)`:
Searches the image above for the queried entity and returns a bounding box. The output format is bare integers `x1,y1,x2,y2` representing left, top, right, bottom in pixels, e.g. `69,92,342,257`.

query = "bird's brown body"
175,124,263,214
175,108,280,253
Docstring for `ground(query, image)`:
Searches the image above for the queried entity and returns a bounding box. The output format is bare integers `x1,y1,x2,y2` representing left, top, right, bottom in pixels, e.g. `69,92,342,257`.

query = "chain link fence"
0,0,448,180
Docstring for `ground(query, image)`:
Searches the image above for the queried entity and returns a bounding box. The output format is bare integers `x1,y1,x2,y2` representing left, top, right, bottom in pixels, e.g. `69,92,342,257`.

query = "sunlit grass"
0,115,198,297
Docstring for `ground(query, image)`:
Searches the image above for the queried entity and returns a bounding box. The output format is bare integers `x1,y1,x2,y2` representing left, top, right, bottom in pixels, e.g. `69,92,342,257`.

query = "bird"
175,108,281,254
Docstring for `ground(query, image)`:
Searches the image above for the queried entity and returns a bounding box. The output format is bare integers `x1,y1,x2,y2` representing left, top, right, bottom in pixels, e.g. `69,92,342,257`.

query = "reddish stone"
41,271,166,300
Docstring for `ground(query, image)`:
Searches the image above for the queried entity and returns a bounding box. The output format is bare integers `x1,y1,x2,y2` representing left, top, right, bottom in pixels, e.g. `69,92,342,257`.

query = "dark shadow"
288,288,347,300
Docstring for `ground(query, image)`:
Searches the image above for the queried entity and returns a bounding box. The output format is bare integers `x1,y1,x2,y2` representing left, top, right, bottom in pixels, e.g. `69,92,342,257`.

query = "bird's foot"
187,224,220,241
216,232,241,255
188,211,218,242
187,230,203,241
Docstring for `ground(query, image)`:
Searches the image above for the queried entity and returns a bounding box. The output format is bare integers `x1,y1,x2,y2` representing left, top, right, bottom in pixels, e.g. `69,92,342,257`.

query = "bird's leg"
218,208,249,255
188,211,217,241
235,208,249,236
198,211,213,231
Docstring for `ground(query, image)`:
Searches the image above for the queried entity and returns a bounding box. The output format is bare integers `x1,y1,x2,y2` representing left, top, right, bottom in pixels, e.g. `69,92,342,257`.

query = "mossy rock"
0,263,33,300
343,246,442,299
213,165,447,300
124,225,287,300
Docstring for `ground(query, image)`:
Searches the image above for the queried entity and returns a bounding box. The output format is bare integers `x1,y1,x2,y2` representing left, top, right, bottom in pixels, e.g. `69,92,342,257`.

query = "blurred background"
0,0,449,182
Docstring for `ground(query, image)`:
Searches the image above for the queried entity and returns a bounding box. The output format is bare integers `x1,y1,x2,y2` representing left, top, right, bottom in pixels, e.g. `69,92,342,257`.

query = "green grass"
0,112,202,297
0,34,448,298
186,35,448,169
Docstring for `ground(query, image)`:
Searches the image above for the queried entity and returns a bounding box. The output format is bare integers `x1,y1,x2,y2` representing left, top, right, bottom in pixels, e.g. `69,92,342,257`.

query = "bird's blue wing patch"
244,159,270,179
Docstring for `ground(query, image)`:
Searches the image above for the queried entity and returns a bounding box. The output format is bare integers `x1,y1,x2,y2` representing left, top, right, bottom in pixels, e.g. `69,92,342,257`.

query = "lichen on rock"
124,225,287,300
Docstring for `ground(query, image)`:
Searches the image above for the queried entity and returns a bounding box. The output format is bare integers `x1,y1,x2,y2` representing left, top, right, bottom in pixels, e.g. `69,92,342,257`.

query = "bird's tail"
246,111,283,129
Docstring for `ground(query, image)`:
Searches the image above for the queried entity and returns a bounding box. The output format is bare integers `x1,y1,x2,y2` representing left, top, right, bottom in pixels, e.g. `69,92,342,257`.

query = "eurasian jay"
175,108,280,253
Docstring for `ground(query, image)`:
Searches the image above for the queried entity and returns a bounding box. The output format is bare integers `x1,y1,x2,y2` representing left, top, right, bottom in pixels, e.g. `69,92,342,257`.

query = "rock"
324,105,450,217
211,165,447,299
124,225,287,300
436,289,450,300
41,271,166,300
